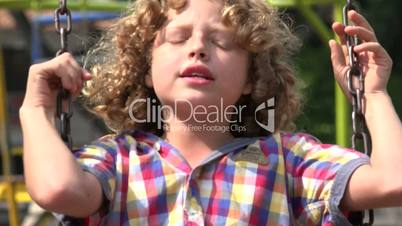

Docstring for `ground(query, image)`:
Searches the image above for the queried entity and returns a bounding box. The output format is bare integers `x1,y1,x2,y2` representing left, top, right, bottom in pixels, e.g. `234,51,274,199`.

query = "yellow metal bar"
333,1,351,147
0,181,31,203
0,40,20,225
11,146,23,156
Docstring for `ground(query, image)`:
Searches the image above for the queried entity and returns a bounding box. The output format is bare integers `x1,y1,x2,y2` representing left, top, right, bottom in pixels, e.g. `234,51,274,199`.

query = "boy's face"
149,0,252,110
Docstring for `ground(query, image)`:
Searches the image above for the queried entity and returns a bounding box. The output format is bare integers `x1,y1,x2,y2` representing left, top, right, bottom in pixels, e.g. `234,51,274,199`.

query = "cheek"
152,48,173,79
150,47,181,90
218,50,249,81
217,50,250,96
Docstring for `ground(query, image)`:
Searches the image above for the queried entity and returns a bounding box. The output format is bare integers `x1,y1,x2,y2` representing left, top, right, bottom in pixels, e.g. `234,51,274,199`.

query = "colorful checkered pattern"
70,130,368,226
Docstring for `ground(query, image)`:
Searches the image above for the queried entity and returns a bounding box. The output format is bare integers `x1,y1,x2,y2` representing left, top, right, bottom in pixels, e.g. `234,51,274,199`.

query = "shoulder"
277,131,321,150
256,132,321,154
94,129,158,145
256,132,366,167
75,129,159,156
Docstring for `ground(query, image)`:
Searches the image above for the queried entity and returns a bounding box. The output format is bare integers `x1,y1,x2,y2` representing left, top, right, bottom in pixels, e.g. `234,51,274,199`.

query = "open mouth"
180,65,215,81
180,72,214,80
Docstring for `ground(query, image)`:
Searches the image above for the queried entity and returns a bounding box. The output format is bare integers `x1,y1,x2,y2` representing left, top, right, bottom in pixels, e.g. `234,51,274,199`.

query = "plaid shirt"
69,130,368,226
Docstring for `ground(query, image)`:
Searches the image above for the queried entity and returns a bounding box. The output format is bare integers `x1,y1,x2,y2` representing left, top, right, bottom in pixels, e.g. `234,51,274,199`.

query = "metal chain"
55,0,73,150
54,3,85,226
54,1,90,225
343,1,374,225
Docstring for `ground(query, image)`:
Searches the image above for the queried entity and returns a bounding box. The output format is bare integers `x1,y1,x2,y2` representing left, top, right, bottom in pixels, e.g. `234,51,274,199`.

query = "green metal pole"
0,0,127,11
297,4,333,44
333,1,351,147
267,0,335,7
296,1,350,146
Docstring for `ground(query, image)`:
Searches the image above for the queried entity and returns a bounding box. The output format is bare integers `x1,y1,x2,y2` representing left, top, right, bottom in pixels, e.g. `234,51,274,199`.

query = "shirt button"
154,142,161,151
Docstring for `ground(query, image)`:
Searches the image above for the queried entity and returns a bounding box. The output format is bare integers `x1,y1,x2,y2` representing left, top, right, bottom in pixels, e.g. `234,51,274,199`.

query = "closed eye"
210,31,235,50
211,38,233,50
165,28,189,44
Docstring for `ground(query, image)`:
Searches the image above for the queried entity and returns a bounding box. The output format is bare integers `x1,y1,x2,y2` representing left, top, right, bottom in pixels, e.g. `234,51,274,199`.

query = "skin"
20,0,401,220
330,11,402,210
20,53,102,217
148,0,252,167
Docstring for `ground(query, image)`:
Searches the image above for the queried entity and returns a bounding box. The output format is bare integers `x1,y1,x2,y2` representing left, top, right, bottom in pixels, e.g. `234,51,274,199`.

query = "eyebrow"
210,25,234,35
165,22,233,34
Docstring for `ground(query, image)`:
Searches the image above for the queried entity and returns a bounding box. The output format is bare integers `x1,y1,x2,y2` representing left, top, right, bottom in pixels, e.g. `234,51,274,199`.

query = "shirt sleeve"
73,134,118,201
71,134,119,225
281,132,370,226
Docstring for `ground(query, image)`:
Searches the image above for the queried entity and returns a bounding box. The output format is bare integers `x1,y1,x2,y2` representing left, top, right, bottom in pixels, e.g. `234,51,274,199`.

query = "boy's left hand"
329,10,393,100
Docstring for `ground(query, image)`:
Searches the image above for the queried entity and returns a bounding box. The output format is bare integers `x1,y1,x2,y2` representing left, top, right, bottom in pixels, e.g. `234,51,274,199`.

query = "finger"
354,42,392,60
342,45,349,62
57,53,91,96
58,65,79,94
332,22,346,45
62,54,93,94
345,26,378,42
36,62,73,93
45,56,82,94
329,39,347,76
81,69,92,81
32,53,87,97
60,53,84,88
329,39,352,101
60,63,82,94
348,10,374,32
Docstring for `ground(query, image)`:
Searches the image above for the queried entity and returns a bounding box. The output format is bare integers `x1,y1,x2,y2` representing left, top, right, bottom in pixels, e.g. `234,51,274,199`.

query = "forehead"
165,0,225,24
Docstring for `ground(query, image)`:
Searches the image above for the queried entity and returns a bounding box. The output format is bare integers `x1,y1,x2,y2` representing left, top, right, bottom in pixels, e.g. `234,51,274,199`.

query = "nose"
188,34,209,61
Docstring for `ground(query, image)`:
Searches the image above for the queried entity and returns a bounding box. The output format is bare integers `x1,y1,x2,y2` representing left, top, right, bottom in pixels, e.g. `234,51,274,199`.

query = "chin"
174,96,213,107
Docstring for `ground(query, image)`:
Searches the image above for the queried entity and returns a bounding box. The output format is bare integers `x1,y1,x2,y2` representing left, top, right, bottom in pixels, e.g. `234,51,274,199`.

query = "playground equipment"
0,42,23,226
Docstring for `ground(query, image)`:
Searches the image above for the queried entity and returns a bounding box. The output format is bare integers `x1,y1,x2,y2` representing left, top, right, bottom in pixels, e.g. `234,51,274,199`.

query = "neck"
162,117,235,168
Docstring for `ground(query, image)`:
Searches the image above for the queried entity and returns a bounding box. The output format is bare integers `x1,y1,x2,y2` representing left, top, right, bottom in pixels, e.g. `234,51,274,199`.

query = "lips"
179,65,215,81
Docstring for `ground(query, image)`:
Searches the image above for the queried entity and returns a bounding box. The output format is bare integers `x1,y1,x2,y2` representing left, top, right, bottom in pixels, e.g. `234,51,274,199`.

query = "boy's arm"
20,53,103,217
330,10,402,210
342,93,402,210
21,107,103,217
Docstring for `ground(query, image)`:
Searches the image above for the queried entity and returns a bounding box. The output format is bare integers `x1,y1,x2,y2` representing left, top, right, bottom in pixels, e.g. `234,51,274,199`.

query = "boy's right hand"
21,53,91,118
20,53,103,217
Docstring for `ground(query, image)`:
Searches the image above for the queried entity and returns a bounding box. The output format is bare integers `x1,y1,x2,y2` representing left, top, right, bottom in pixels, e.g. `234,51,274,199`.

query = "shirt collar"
130,129,262,172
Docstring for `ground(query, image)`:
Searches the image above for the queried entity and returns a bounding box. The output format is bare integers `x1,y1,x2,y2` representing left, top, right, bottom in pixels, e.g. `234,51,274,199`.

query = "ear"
242,82,252,95
145,74,153,88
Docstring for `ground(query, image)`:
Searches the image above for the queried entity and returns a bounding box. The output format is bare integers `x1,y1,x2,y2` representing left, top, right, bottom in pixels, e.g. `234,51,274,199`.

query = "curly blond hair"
83,0,303,137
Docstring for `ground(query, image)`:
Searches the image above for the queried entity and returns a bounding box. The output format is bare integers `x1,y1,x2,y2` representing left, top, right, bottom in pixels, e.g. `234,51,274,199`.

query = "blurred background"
0,0,401,225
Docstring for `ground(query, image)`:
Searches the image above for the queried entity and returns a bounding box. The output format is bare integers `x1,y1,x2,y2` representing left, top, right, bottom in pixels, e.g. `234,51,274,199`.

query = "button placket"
183,168,204,225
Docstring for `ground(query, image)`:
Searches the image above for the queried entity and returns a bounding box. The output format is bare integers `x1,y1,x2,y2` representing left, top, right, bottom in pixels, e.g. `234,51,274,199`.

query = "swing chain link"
343,1,374,225
55,0,73,150
54,1,85,225
55,0,72,56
